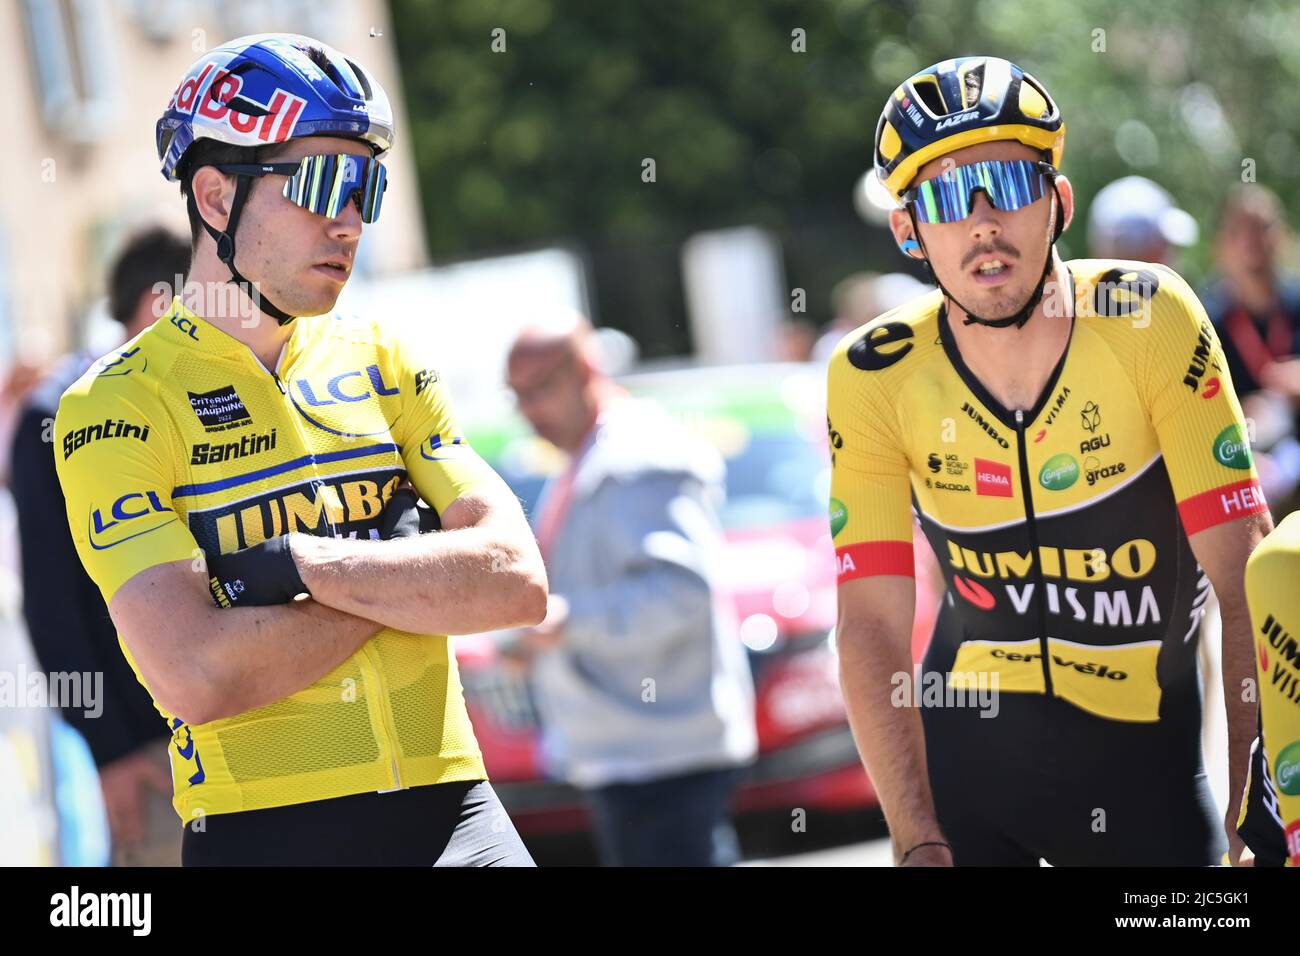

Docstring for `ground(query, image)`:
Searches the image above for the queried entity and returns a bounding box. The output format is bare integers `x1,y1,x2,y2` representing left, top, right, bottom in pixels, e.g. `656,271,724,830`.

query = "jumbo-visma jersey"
827,259,1268,724
55,298,496,821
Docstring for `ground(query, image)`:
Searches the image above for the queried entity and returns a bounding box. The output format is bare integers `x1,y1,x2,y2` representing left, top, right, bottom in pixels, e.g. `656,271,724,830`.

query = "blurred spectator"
1086,175,1199,264
812,272,931,363
504,312,757,866
1201,184,1300,512
778,318,817,362
9,227,190,866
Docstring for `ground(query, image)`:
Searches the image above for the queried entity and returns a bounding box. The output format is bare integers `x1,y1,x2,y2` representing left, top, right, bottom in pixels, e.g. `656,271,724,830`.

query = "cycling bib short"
827,259,1266,864
55,298,503,822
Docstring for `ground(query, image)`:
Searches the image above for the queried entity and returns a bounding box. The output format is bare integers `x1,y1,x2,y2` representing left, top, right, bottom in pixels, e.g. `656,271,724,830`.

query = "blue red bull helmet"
157,32,394,182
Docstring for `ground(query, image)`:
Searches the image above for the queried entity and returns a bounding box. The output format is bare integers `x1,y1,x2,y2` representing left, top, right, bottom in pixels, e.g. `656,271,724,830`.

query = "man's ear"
191,166,234,233
889,208,924,259
1053,174,1075,232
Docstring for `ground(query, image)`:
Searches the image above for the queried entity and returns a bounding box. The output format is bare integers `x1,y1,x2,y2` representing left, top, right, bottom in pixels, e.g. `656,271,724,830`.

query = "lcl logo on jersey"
168,61,307,145
294,365,400,406
87,491,176,550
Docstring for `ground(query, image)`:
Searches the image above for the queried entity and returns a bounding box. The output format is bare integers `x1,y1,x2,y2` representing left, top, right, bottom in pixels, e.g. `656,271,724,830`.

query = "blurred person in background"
504,313,757,866
1086,175,1199,266
10,227,190,866
1201,184,1300,515
812,271,931,363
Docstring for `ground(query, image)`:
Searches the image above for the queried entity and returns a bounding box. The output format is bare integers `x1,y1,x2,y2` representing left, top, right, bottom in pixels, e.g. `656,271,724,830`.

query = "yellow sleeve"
384,334,502,513
54,382,200,605
826,333,914,582
1139,267,1268,534
1244,514,1300,866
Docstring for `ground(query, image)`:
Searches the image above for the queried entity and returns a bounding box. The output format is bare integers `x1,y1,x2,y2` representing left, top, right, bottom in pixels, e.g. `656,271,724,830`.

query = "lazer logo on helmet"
168,61,307,145
294,365,400,406
935,111,979,131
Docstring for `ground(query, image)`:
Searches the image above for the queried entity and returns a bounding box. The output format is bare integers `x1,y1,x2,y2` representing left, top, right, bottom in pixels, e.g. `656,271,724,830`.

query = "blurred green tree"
390,0,1300,355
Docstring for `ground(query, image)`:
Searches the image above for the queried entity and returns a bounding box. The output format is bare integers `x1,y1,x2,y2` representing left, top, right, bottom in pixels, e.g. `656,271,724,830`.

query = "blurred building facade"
0,0,427,365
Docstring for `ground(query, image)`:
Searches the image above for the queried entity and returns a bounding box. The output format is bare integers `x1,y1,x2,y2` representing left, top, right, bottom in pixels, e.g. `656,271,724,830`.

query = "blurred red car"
456,362,940,835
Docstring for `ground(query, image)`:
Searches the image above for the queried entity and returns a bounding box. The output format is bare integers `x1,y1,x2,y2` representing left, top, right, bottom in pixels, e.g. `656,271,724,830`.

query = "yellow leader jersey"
827,259,1268,725
1239,511,1300,866
55,297,495,821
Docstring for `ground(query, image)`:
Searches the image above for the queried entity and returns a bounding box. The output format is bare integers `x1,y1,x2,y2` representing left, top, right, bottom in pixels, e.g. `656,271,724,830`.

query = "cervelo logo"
168,61,306,145
975,458,1012,497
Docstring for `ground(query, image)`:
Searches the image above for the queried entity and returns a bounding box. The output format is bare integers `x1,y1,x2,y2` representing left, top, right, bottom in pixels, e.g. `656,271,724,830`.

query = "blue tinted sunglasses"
905,159,1055,224
218,153,388,223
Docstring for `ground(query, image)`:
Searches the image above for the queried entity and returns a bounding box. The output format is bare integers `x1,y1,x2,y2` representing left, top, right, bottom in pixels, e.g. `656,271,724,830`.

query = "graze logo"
189,385,252,433
829,498,848,537
1259,613,1300,708
1183,319,1223,394
189,471,404,553
1039,453,1079,491
974,458,1012,497
168,60,307,145
1275,739,1300,796
88,491,175,550
961,402,1010,449
945,537,1162,627
1083,455,1126,487
848,321,914,371
49,886,150,936
1212,424,1252,469
190,429,277,465
294,365,400,406
63,419,150,460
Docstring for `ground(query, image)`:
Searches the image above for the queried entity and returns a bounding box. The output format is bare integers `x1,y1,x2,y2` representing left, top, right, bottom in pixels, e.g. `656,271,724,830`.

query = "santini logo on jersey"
190,429,277,465
63,419,150,460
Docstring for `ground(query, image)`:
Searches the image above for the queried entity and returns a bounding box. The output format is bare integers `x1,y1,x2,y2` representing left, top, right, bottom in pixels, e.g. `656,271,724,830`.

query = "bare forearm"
1217,586,1259,801
135,598,382,725
838,623,945,859
291,528,547,635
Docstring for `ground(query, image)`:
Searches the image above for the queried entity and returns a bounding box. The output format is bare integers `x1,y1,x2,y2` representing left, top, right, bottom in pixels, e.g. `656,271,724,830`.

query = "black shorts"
920,638,1224,866
181,780,535,866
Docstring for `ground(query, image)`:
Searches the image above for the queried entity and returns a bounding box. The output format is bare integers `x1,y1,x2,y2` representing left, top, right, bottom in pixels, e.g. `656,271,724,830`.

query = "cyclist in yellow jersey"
1237,511,1300,866
53,33,547,866
829,56,1271,866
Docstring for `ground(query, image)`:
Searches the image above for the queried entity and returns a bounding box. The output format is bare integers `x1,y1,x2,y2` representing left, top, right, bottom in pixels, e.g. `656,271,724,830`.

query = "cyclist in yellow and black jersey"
830,56,1271,866
54,34,547,866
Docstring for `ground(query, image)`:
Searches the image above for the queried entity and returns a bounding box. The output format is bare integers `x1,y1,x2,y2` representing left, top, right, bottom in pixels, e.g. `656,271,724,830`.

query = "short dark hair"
107,227,192,327
177,139,264,249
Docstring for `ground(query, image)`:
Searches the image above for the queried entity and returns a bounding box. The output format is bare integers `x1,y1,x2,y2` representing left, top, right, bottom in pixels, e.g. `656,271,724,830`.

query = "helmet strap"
187,174,297,326
909,180,1065,331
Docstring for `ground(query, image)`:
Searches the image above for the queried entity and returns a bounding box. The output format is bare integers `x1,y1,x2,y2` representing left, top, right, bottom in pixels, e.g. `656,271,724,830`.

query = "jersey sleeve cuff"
1177,478,1269,535
835,541,914,582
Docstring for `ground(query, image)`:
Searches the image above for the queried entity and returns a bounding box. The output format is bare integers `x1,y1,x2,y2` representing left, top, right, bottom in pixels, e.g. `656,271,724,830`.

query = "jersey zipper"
1014,409,1055,697
264,360,402,790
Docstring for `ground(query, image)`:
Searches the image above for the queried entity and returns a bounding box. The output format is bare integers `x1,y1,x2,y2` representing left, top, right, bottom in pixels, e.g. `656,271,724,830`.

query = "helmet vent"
912,79,947,116
346,59,373,100
962,64,985,109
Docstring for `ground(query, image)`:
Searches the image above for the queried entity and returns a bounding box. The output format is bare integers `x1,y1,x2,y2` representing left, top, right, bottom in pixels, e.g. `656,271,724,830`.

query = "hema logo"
49,886,150,936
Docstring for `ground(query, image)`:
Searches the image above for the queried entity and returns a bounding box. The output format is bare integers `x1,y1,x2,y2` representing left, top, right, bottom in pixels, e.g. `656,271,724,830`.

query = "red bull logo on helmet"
168,61,307,144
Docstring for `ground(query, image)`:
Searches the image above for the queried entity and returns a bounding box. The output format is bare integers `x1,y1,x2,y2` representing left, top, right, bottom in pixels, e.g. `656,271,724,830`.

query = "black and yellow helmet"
874,56,1065,203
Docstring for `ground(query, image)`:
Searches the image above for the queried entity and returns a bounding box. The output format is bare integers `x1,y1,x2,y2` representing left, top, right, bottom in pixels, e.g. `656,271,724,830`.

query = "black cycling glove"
206,534,309,608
